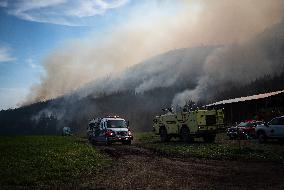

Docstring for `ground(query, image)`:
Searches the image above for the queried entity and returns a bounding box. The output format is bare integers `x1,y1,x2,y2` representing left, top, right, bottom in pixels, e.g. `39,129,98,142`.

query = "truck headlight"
128,130,132,136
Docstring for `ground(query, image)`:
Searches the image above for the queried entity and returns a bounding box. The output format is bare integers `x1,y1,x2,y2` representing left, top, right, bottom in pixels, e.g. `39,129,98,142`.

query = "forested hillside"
1,18,283,135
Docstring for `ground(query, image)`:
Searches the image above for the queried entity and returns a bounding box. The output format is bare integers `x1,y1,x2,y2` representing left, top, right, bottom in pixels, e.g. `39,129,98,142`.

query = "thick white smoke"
25,0,284,107
172,28,284,107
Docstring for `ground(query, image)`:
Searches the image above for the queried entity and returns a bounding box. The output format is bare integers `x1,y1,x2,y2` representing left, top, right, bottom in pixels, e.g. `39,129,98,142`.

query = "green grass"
136,132,284,162
0,136,110,189
134,132,159,143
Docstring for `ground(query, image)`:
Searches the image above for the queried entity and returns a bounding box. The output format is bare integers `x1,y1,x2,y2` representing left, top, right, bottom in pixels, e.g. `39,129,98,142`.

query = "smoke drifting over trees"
2,1,283,134
25,0,284,106
31,16,284,110
21,17,284,134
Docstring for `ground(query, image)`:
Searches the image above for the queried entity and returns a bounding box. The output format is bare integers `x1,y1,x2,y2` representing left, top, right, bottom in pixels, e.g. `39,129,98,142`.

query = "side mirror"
126,120,130,127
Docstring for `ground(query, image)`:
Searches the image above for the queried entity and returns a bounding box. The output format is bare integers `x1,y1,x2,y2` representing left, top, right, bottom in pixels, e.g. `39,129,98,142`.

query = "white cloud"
26,58,40,69
0,45,15,62
0,88,29,110
66,0,128,17
3,0,129,26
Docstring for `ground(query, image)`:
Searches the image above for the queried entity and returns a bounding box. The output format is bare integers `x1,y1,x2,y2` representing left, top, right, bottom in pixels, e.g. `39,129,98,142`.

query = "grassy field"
1,134,284,189
0,136,110,189
136,132,284,162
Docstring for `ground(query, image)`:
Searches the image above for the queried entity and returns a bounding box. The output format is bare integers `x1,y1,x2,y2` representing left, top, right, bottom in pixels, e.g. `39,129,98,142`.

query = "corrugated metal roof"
207,90,284,107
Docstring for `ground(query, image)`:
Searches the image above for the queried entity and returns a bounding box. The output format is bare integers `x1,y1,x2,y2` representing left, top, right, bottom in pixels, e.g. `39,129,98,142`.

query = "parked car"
255,116,284,143
227,120,263,140
62,127,72,136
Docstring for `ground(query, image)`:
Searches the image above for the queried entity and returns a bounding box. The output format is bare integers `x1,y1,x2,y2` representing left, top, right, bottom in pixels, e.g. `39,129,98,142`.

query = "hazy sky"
0,0,131,109
0,0,283,110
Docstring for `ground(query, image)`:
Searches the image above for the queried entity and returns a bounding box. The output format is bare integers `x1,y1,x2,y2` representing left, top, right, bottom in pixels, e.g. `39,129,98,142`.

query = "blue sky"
0,0,132,110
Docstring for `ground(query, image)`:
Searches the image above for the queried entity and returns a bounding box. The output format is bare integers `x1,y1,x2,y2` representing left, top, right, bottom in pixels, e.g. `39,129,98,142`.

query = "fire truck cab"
87,116,133,145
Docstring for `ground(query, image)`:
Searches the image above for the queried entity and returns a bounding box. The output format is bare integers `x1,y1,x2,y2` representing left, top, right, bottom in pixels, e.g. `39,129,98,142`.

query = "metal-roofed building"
206,90,284,125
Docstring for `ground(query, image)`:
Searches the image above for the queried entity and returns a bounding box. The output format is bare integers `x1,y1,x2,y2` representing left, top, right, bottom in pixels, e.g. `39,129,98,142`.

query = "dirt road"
83,144,284,190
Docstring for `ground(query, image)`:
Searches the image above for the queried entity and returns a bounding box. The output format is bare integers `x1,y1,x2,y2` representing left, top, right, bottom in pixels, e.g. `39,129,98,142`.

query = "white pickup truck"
255,116,284,142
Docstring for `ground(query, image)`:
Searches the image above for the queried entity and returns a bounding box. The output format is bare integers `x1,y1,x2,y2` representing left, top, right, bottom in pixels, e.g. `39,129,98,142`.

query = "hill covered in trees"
1,18,284,135
1,70,283,135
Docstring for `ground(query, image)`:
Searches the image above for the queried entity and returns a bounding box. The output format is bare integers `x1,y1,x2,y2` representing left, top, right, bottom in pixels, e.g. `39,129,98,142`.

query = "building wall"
210,93,284,126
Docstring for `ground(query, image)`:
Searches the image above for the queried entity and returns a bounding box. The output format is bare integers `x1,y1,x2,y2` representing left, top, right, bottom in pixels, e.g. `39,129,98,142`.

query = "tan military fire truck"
153,108,224,142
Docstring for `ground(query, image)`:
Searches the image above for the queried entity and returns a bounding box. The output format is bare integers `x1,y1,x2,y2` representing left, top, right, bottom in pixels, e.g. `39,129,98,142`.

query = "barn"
206,90,284,125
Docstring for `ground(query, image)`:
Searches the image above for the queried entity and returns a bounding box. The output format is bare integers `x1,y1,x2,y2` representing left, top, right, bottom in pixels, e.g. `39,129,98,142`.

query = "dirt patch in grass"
135,132,284,163
89,143,284,190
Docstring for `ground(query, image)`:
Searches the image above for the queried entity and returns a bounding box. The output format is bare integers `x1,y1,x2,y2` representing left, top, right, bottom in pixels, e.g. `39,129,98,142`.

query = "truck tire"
122,140,131,145
180,127,191,143
91,138,96,145
160,127,169,142
203,135,216,143
257,131,267,143
88,135,92,142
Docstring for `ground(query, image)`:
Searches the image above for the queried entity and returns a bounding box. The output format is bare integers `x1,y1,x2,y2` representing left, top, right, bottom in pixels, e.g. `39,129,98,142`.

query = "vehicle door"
165,114,178,134
87,123,95,138
268,118,281,137
246,122,255,136
96,121,107,141
93,123,100,137
277,117,284,136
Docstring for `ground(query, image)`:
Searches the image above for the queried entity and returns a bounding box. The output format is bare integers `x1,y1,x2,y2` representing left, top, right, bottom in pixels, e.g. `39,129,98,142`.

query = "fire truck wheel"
203,135,216,143
91,138,96,145
122,140,131,145
180,127,191,143
160,127,169,142
257,131,267,143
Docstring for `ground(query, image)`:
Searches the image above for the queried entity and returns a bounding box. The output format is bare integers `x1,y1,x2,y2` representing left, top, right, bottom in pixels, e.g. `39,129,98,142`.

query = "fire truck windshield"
107,120,126,128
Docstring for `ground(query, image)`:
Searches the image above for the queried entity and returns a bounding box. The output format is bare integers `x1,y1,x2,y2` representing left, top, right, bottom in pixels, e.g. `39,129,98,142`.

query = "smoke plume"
26,0,284,108
172,21,284,107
